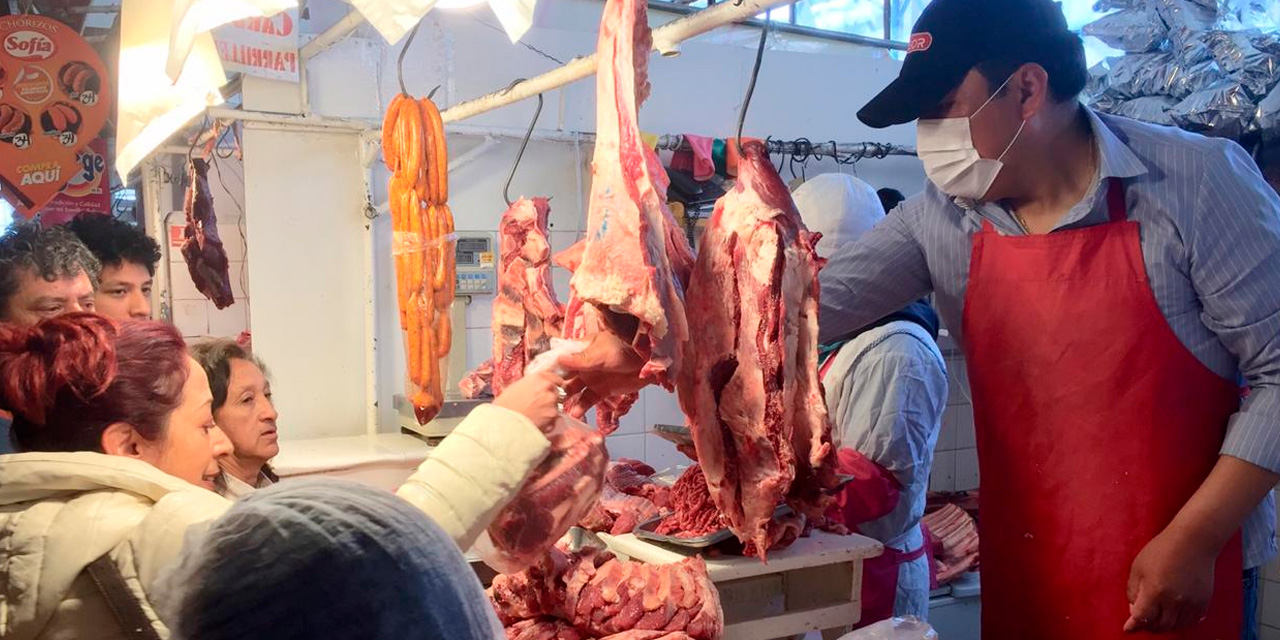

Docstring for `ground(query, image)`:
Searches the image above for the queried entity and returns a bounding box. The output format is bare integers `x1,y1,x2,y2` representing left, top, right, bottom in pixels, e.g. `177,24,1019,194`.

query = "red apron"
820,357,933,628
961,178,1243,639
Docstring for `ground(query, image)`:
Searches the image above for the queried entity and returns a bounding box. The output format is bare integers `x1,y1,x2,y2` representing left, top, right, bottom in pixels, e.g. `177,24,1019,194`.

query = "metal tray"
633,503,794,549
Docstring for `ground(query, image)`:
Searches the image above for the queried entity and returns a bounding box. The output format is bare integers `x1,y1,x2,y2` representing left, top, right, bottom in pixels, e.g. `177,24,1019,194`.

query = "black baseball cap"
857,0,1078,129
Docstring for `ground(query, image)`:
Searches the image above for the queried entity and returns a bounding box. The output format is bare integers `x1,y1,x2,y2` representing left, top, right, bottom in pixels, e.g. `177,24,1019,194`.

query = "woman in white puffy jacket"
0,313,561,640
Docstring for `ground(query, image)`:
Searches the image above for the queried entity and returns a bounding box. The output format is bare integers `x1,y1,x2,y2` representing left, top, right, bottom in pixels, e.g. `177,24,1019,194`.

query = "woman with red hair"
0,313,565,639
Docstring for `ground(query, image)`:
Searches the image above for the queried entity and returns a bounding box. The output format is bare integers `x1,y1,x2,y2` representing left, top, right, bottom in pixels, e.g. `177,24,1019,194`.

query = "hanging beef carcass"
181,158,235,309
467,197,564,398
676,141,839,558
560,0,696,434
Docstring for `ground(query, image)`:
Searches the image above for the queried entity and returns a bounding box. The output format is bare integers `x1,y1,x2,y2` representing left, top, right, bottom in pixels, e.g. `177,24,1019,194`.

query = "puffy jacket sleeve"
396,404,551,551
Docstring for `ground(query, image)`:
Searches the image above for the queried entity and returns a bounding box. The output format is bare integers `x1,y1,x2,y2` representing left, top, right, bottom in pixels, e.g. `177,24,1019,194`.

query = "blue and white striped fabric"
817,108,1280,569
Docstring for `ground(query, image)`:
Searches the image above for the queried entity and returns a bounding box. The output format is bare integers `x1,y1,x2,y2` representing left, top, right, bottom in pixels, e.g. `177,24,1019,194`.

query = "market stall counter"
600,530,884,640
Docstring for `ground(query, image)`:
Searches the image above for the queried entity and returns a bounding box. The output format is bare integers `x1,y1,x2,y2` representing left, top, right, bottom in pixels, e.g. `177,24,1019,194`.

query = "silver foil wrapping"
1166,58,1228,98
1170,81,1258,137
1153,0,1220,48
1109,53,1178,98
1204,29,1280,96
1114,96,1180,124
1259,83,1280,131
1083,8,1170,52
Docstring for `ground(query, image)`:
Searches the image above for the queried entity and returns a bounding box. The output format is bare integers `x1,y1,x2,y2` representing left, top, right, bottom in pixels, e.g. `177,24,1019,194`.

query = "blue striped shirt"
818,108,1280,569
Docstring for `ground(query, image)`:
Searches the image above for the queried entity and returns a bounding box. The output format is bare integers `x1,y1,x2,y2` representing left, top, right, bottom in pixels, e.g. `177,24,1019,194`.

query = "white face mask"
916,75,1027,200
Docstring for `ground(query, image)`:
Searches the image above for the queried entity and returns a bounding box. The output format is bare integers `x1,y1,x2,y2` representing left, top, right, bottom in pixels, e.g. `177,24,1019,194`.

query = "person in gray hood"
157,478,503,640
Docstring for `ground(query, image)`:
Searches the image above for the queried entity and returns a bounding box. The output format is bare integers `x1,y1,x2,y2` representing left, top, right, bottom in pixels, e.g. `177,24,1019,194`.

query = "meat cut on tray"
490,546,723,640
577,459,672,535
560,0,696,434
675,141,839,558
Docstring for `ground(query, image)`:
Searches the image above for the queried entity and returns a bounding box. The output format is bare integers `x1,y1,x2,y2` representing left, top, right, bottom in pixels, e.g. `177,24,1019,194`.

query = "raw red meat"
922,504,979,584
483,417,609,573
460,358,494,398
675,141,838,558
740,512,805,558
491,547,723,640
181,159,235,309
508,618,590,640
607,458,671,507
655,465,723,538
561,0,695,434
578,459,670,535
488,197,565,397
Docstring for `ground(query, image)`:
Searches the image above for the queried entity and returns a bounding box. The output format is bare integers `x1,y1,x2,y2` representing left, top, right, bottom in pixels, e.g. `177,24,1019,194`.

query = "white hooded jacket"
0,404,548,640
793,174,948,620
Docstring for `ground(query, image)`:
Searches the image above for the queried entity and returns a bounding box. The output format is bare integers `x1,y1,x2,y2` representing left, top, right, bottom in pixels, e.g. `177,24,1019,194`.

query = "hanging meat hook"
735,14,771,156
501,78,544,207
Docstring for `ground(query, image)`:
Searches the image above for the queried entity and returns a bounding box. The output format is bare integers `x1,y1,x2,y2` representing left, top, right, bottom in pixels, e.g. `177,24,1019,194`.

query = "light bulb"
434,0,487,8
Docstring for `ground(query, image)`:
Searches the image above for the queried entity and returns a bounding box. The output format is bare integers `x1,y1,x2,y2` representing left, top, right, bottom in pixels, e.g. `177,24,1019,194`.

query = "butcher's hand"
493,371,566,432
1124,527,1217,633
558,331,646,419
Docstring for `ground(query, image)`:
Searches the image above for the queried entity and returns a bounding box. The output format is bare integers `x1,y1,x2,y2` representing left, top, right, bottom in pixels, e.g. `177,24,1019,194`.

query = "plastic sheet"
837,617,938,640
1083,8,1170,52
1170,81,1258,137
475,414,608,574
393,232,458,425
1114,96,1180,124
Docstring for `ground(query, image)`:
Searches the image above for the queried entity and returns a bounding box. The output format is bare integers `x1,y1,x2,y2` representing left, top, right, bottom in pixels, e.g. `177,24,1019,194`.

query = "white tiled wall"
932,345,979,493
168,219,251,340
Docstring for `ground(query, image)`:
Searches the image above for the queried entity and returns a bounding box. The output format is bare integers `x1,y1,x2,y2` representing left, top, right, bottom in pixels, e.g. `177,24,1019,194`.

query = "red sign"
908,32,933,54
39,138,110,226
0,15,110,219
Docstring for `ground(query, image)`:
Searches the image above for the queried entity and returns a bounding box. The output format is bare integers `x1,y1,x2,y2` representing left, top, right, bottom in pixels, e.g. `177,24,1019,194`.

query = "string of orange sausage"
383,93,457,424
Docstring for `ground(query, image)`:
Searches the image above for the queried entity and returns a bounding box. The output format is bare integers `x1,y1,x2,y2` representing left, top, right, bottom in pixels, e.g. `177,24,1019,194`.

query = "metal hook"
397,21,424,96
736,15,771,156
502,79,543,208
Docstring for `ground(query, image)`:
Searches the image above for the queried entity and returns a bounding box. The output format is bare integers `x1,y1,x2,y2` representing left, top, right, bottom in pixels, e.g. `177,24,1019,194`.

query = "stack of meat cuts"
462,197,565,399
577,459,672,535
558,0,696,434
490,546,723,640
921,504,979,584
675,141,838,558
181,159,235,309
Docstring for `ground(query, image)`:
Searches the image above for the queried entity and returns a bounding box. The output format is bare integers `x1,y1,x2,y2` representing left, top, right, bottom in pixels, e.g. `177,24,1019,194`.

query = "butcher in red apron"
794,175,949,626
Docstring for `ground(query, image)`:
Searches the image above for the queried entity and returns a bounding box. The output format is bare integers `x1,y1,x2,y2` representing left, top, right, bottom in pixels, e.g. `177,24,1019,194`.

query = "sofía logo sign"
4,31,56,60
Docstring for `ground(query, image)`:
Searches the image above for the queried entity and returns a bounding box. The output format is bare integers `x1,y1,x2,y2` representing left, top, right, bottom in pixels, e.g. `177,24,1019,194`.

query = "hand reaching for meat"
558,331,647,418
494,371,567,432
1124,527,1216,633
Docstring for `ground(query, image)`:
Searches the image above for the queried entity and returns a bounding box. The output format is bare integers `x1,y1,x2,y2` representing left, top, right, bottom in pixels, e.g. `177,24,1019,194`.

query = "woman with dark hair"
0,313,566,639
189,339,279,498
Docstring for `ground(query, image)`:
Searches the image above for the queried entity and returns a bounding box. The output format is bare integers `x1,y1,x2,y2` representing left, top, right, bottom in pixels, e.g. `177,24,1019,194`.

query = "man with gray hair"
0,221,100,327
